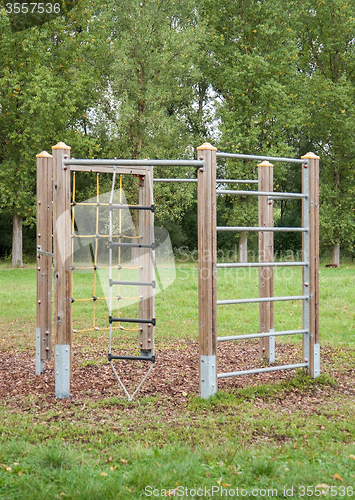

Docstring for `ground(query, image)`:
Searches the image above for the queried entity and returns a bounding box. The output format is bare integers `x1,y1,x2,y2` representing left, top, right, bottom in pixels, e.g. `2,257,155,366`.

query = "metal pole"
64,158,204,167
216,190,306,198
217,295,307,305
216,261,307,268
217,226,307,232
217,329,308,342
218,362,308,379
216,152,306,164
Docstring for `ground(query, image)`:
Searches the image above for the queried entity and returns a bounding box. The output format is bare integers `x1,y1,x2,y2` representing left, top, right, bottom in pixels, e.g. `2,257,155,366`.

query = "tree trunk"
238,233,248,263
12,213,23,268
332,243,340,268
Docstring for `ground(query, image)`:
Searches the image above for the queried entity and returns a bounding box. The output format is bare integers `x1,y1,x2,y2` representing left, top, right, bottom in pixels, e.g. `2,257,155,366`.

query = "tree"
82,0,212,225
201,0,304,260
295,0,355,265
0,4,102,265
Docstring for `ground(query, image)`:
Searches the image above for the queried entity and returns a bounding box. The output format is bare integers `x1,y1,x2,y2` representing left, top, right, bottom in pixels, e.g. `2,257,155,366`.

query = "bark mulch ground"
1,340,355,413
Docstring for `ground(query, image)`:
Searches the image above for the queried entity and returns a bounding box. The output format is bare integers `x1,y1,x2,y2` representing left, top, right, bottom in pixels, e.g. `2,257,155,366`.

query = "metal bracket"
313,343,320,378
55,345,70,398
269,329,275,364
37,245,53,258
36,327,43,375
200,355,217,399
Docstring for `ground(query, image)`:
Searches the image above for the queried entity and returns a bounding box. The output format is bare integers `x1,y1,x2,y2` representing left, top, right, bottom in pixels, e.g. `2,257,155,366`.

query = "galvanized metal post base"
200,355,217,399
140,350,151,358
36,328,43,375
269,330,275,364
313,344,320,378
55,344,70,398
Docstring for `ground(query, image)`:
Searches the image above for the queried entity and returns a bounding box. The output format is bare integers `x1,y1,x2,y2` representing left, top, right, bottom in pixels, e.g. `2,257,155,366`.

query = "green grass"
0,261,355,498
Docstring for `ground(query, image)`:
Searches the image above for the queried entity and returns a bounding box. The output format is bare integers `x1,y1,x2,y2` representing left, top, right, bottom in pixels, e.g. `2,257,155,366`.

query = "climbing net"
71,171,144,333
70,168,156,400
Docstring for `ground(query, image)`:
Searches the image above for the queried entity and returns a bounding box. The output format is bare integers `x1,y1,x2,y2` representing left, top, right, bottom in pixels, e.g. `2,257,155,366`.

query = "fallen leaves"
331,473,343,481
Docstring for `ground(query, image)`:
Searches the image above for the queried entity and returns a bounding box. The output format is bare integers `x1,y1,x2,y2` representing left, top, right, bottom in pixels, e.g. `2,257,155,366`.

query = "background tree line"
0,0,354,266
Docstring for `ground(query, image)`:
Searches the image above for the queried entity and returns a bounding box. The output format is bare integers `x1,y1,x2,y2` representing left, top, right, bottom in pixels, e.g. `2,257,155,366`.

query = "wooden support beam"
258,161,274,361
139,167,155,354
301,152,320,377
36,151,53,373
197,143,217,398
52,142,72,395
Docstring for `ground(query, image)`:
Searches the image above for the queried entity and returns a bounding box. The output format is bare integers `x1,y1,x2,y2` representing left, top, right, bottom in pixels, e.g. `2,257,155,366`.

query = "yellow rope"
71,234,139,239
71,171,142,333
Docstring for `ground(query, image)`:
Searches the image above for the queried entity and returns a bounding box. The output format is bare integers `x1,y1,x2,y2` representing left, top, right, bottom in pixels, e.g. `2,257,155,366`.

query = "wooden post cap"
36,151,52,158
257,160,274,168
196,142,217,151
301,152,320,159
52,142,71,150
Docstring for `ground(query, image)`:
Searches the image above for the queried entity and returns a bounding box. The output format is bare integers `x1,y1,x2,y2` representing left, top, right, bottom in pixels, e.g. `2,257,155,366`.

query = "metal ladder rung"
108,354,155,362
109,316,156,325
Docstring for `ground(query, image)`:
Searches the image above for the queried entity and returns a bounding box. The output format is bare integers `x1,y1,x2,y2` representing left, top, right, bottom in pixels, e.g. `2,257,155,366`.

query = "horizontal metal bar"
217,261,308,268
108,354,155,362
64,158,204,167
217,329,308,342
217,295,308,305
109,242,155,249
268,196,303,201
153,178,197,183
216,152,306,164
216,179,258,184
109,316,156,325
217,363,308,378
109,203,154,212
109,279,155,288
216,189,306,198
69,165,147,175
217,226,307,232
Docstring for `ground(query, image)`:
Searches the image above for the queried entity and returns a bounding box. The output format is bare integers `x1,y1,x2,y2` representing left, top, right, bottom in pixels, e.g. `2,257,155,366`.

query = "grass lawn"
0,260,354,499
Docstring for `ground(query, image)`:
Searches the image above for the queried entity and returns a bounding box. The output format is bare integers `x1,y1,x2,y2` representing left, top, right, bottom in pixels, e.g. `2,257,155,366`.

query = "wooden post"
36,151,53,375
139,166,155,355
258,160,274,362
301,152,320,377
197,142,217,398
52,142,72,398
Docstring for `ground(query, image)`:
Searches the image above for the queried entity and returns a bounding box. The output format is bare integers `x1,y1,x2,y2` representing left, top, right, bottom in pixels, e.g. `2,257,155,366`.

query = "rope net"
70,168,156,400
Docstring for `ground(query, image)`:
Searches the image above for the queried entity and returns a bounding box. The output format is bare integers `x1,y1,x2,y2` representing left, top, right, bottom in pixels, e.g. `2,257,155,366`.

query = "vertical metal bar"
313,343,320,377
35,327,43,375
55,345,70,398
302,158,310,367
269,330,275,364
